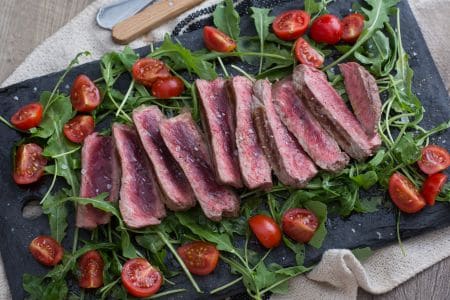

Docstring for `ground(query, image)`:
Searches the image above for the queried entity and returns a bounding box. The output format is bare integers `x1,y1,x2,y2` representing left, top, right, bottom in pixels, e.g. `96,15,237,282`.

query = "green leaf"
136,234,165,254
304,201,327,249
250,7,275,73
351,170,379,190
42,191,68,243
369,149,386,167
213,0,240,40
117,46,139,71
351,247,373,262
355,196,382,213
283,236,305,266
393,133,420,165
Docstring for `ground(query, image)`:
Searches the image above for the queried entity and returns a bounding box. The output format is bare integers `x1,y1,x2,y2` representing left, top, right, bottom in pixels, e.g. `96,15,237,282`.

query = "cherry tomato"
13,143,47,185
78,250,104,289
248,215,282,248
10,102,43,130
63,115,95,144
309,14,343,45
29,235,64,267
177,241,219,276
132,58,171,87
272,10,311,41
341,13,365,44
70,75,101,112
421,173,448,206
294,38,324,68
203,26,237,53
282,208,319,243
389,172,426,213
121,258,162,298
417,145,450,175
151,76,185,99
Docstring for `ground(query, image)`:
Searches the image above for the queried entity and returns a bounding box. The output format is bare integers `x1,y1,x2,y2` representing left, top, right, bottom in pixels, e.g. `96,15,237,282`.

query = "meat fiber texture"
160,112,240,221
76,133,120,230
113,123,166,228
133,105,196,211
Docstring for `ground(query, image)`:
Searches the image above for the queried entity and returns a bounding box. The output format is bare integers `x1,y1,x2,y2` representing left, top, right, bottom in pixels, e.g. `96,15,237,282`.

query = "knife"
96,0,156,30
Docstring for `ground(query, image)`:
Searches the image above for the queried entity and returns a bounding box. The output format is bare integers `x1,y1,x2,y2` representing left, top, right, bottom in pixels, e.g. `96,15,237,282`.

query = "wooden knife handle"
112,0,205,44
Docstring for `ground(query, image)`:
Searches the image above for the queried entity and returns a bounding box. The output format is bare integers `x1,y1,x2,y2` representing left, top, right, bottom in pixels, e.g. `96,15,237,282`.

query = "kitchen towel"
1,0,449,299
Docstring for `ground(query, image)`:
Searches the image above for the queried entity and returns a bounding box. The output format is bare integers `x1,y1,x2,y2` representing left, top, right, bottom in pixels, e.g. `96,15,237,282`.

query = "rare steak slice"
160,112,240,221
273,78,349,172
133,106,196,211
113,123,166,228
196,78,243,188
253,79,318,187
76,133,120,230
228,76,272,190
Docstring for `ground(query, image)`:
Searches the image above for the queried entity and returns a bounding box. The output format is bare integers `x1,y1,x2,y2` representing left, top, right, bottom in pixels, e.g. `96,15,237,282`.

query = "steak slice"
76,133,120,230
228,76,272,190
253,79,318,187
273,78,349,172
160,112,240,221
113,123,166,228
133,106,196,211
196,78,243,188
293,64,376,160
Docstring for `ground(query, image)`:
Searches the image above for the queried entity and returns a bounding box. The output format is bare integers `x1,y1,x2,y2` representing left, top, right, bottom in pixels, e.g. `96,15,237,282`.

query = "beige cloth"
1,0,449,299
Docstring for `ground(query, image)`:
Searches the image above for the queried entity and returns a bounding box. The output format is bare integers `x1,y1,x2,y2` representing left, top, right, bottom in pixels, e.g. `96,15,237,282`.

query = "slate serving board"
0,1,449,299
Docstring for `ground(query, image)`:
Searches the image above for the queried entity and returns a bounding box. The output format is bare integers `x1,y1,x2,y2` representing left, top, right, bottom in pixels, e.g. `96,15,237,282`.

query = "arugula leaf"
213,0,240,40
117,46,139,71
42,191,68,243
283,236,305,266
393,133,420,165
355,196,382,213
304,201,327,249
250,8,275,73
351,247,373,262
304,0,332,18
23,274,68,300
351,170,379,190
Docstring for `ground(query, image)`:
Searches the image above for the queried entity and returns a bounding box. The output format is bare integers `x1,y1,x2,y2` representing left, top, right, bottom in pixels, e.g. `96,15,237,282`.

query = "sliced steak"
76,133,120,230
133,106,196,211
253,79,318,187
273,78,349,172
113,123,166,228
196,78,243,188
160,112,240,221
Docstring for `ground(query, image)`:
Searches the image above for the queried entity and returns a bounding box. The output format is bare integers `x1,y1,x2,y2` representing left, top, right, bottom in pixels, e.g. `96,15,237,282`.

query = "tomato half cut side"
273,10,311,41
282,208,319,243
70,75,101,112
13,143,47,185
121,258,162,298
309,14,343,45
63,115,95,144
177,241,219,276
203,26,237,53
151,76,185,99
421,173,448,206
10,102,43,130
341,13,365,44
78,250,104,289
132,58,171,87
417,145,450,175
294,38,324,68
389,172,426,213
248,214,282,249
29,235,64,266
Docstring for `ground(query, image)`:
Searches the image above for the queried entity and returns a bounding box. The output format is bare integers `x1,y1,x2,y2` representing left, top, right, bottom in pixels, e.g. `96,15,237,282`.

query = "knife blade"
96,0,156,30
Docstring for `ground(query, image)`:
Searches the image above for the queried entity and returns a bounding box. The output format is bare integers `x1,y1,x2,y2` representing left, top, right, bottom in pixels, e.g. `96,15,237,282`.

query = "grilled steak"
133,106,196,211
273,78,349,172
196,78,243,188
253,79,318,187
113,123,166,228
160,112,240,221
76,133,120,230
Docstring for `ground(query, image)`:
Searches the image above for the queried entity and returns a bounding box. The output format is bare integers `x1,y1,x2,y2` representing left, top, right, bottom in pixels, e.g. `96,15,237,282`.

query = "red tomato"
132,58,171,87
341,13,365,44
78,250,104,289
151,76,185,99
29,235,64,267
248,215,282,249
309,14,343,45
282,208,319,243
63,115,95,144
389,172,426,213
203,26,237,53
272,10,311,41
294,38,324,68
417,145,450,175
121,258,162,298
10,102,43,130
421,173,448,206
13,143,47,185
70,75,101,112
177,241,219,276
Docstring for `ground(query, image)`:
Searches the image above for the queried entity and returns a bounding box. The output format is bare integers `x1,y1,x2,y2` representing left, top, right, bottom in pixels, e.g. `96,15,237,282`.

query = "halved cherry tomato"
151,76,185,99
341,13,365,44
70,75,101,112
78,250,104,289
389,172,426,213
63,115,95,144
132,58,171,87
13,143,47,185
417,145,450,175
248,214,282,249
309,14,343,45
177,241,219,276
282,208,319,243
29,235,64,266
10,102,43,130
272,10,311,41
294,38,324,68
421,173,448,206
203,26,237,53
121,258,162,298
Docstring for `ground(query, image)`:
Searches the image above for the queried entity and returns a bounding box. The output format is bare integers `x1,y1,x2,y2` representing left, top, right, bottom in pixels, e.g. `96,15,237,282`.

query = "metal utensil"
96,0,156,30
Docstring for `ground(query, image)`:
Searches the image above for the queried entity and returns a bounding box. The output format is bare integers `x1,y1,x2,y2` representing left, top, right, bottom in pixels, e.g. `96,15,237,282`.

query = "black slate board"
0,1,449,299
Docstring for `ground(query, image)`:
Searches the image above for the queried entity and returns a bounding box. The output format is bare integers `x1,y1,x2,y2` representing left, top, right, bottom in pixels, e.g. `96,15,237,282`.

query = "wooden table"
1,0,449,299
